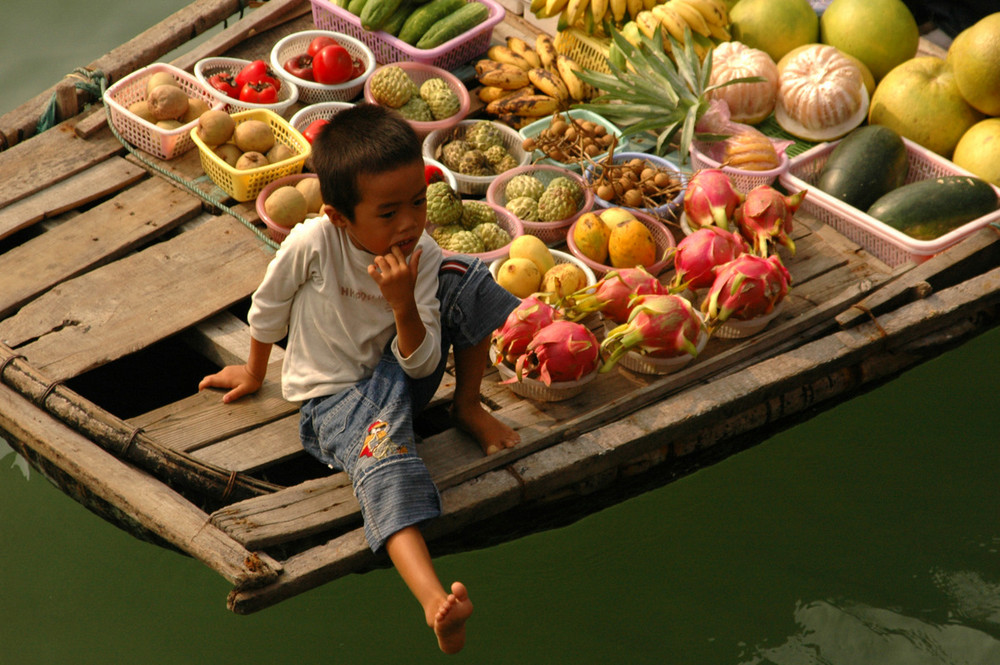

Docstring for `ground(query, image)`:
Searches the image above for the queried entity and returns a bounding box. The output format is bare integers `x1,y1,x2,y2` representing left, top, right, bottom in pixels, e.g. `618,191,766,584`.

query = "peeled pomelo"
707,41,779,125
952,118,1000,187
819,0,918,82
868,56,984,159
775,44,868,142
778,44,875,97
729,0,818,64
947,12,1000,116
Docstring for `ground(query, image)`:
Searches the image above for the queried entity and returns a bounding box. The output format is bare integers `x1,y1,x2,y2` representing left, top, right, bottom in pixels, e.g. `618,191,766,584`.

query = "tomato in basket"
283,54,314,82
307,36,340,58
239,80,279,104
208,72,238,98
235,59,281,92
302,118,330,144
313,44,354,85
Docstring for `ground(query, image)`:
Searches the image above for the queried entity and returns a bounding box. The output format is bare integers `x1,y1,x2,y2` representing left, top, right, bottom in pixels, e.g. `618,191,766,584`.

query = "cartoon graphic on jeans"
359,419,407,460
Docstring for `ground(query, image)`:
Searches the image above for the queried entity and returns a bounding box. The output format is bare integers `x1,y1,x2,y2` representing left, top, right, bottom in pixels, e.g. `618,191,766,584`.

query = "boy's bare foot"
452,403,520,455
434,581,473,654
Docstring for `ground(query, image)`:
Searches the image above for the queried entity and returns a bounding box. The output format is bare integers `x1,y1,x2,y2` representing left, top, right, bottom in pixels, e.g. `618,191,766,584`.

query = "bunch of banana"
474,35,595,128
530,0,730,44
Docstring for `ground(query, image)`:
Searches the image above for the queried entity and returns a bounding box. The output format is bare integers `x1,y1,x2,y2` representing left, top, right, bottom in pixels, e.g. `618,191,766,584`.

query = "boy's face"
325,160,427,257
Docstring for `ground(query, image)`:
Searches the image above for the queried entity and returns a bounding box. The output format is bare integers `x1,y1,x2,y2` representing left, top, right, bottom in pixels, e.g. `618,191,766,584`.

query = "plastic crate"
194,57,299,116
269,31,375,104
519,109,628,174
191,108,311,202
778,137,1000,267
310,0,504,71
554,28,611,76
103,62,225,160
689,141,789,193
423,119,531,196
486,164,595,246
566,208,677,278
363,61,471,139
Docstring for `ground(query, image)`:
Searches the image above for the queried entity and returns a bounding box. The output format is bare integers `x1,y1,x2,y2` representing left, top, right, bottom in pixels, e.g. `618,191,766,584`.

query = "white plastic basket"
269,30,375,104
103,62,224,160
194,57,299,116
288,101,355,135
778,137,1000,266
422,120,532,196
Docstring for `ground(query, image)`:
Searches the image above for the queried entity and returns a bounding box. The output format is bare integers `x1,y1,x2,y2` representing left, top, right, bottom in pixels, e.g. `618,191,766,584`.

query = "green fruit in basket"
505,174,545,201
441,229,486,254
546,176,583,204
440,139,471,171
537,186,578,222
369,66,414,108
420,78,460,121
397,0,466,45
460,200,497,229
398,96,434,122
414,1,490,50
483,144,511,168
506,196,540,221
458,150,491,176
426,181,463,226
466,120,505,152
472,222,511,252
431,224,463,245
494,154,520,174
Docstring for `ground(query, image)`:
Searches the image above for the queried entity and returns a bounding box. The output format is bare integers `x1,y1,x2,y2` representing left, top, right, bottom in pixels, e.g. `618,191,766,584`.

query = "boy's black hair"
311,104,423,222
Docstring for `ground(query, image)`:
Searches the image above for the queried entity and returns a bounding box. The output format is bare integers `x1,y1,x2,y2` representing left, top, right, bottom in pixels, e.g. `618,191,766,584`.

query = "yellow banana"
669,0,712,38
475,60,532,89
682,0,728,27
487,45,533,71
487,93,561,117
707,20,730,41
478,85,521,104
554,54,587,101
610,0,627,23
635,10,661,39
530,0,547,15
652,4,687,42
535,34,559,71
561,0,589,28
625,0,642,20
590,0,609,25
640,0,657,10
528,67,570,102
506,37,542,68
497,113,534,130
543,0,570,19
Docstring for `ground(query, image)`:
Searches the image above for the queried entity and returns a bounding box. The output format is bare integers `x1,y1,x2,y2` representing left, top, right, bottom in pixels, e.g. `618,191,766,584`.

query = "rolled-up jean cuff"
355,454,442,552
439,257,521,350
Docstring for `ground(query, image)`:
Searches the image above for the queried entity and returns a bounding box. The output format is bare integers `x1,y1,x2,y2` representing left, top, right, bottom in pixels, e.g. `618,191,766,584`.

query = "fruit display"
819,0,918,83
430,197,516,254
815,125,909,210
280,35,366,84
205,59,285,104
127,71,211,129
349,0,491,49
493,235,591,301
497,171,586,223
700,253,791,331
195,110,299,170
585,154,683,211
367,64,460,121
667,225,747,292
521,112,618,164
706,40,779,125
434,120,521,176
729,0,817,63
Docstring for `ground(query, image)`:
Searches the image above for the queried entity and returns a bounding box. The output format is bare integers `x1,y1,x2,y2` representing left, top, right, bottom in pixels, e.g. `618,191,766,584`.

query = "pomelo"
778,44,876,97
819,0,918,82
868,56,984,159
947,13,1000,116
952,118,1000,187
729,0,818,64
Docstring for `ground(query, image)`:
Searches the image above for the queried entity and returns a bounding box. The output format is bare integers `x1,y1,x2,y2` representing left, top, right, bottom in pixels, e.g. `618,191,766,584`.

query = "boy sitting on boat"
198,103,521,653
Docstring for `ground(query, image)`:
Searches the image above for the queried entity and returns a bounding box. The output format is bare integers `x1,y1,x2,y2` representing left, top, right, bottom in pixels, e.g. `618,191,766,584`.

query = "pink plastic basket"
103,62,225,160
566,209,676,278
310,0,504,70
363,62,471,139
778,137,1000,267
428,203,524,262
486,164,594,246
256,173,323,243
689,141,789,193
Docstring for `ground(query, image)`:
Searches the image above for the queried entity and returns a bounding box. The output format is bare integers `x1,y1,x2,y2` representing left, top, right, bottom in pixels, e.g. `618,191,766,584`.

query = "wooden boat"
1,0,998,614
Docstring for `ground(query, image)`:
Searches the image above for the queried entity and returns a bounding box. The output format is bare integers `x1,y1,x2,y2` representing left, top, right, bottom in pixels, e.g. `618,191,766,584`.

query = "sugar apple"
369,66,414,108
441,229,485,255
537,186,578,222
505,196,539,221
504,173,545,201
546,176,583,204
465,120,504,152
494,155,520,173
431,224,464,246
472,222,512,251
426,181,462,226
457,150,491,176
397,96,433,122
440,139,471,171
483,144,512,168
460,199,497,229
419,78,460,120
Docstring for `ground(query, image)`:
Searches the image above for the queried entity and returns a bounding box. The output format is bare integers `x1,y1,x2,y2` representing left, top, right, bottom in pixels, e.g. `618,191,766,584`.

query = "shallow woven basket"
566,208,676,278
485,164,594,246
584,151,686,221
689,141,789,193
194,57,299,116
363,61,470,139
489,347,599,402
422,119,531,196
269,30,375,104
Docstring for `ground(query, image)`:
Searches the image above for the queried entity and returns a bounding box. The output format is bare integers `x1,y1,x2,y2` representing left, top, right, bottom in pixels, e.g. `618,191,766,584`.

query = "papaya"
816,125,908,210
866,175,998,240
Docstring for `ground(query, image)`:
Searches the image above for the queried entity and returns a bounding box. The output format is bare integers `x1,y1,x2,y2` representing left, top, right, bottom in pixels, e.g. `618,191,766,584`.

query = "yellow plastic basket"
554,29,611,76
190,109,311,202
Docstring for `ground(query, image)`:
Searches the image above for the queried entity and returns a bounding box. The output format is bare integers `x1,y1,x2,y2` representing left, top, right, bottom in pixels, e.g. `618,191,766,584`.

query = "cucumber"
415,1,489,49
346,0,368,17
360,0,405,30
817,125,908,211
866,175,998,240
381,0,416,35
397,0,466,45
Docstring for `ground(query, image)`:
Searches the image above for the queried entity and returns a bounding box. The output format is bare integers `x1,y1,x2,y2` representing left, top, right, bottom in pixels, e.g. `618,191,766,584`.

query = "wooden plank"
181,310,285,369
0,177,204,318
0,157,146,241
191,414,303,472
0,214,274,382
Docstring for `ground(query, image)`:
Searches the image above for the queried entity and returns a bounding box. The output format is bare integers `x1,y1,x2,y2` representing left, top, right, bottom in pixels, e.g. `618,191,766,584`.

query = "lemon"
729,0,819,64
952,118,1000,187
947,13,1000,116
819,0,918,82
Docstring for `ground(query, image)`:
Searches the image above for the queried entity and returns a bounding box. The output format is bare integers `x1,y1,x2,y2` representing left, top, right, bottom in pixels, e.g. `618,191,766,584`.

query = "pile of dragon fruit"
489,168,805,388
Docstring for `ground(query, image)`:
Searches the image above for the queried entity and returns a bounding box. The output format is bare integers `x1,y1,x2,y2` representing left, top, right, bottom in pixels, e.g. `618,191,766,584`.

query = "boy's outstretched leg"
435,581,474,653
451,337,520,455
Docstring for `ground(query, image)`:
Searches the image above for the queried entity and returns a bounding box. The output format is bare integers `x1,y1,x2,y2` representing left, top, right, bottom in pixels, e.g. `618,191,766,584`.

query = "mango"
540,262,588,301
497,257,542,298
608,218,657,269
508,234,555,275
572,212,611,264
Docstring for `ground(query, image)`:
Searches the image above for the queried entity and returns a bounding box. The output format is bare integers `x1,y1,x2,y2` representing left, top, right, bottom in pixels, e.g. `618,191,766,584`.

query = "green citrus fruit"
819,0,919,82
952,118,1000,187
729,0,819,64
868,56,984,159
947,13,1000,116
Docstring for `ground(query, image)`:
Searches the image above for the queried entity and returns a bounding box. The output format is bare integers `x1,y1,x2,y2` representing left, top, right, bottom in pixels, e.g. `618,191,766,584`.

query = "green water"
2,3,999,663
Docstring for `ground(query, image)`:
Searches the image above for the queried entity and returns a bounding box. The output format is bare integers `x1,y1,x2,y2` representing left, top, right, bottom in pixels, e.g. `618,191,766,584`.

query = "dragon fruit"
512,320,600,385
600,294,704,371
668,226,748,293
563,266,666,324
683,169,744,231
701,254,792,330
491,295,557,365
735,185,806,257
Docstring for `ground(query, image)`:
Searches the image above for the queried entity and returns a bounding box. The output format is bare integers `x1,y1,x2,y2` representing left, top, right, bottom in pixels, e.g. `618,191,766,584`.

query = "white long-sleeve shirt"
248,215,443,402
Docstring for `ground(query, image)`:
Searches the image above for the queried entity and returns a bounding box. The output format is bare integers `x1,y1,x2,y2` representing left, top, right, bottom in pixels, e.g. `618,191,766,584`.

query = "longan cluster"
590,157,684,210
521,114,617,164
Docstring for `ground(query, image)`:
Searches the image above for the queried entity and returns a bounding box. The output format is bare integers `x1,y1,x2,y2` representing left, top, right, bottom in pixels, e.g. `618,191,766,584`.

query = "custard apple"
440,139,471,171
431,224,464,246
460,199,497,229
537,186,578,222
504,173,545,201
473,222,511,251
457,149,491,176
547,176,583,204
426,181,462,226
494,155,520,173
465,120,504,152
483,144,512,168
397,96,433,122
442,229,485,255
506,196,539,221
369,66,414,108
419,78,460,120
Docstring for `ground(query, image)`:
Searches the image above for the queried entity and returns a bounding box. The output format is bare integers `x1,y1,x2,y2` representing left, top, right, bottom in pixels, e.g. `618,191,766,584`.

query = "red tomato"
235,59,281,91
312,44,354,85
208,72,239,98
302,118,330,144
350,57,365,80
238,81,279,104
424,164,445,185
307,36,340,58
283,54,314,81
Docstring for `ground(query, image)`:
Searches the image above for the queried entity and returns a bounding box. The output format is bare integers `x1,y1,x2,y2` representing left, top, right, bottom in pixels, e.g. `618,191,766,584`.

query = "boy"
198,104,521,653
